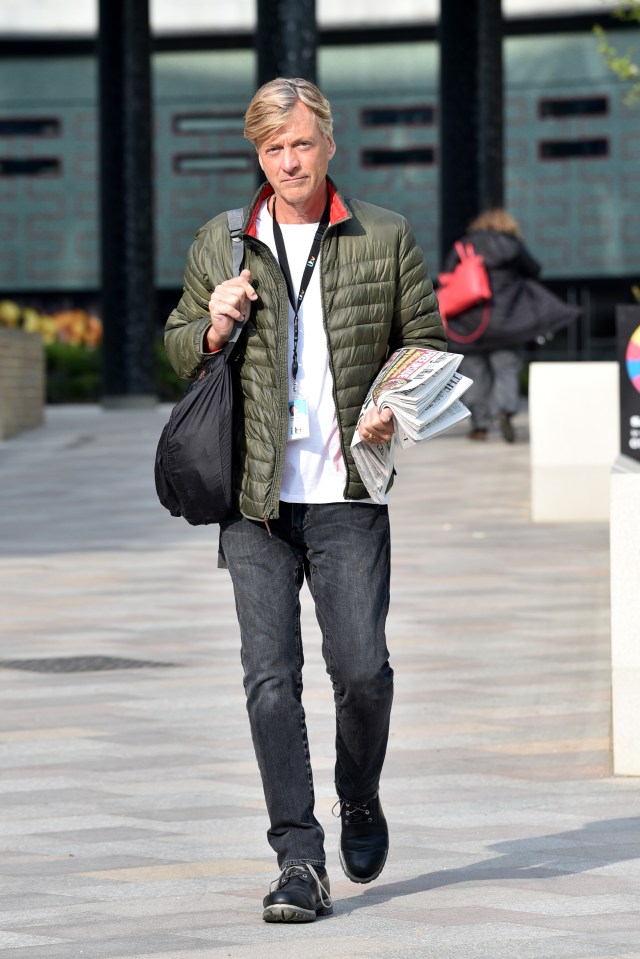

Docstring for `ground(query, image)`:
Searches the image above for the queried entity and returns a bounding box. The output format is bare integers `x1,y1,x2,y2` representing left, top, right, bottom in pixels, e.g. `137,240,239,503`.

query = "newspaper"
351,347,472,503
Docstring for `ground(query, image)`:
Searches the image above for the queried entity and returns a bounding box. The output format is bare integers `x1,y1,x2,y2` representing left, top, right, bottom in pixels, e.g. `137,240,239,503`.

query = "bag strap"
454,241,477,262
227,207,245,276
444,302,491,344
224,207,246,356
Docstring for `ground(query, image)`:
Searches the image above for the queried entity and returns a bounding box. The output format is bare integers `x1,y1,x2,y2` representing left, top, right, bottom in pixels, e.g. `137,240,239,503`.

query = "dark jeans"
219,501,393,869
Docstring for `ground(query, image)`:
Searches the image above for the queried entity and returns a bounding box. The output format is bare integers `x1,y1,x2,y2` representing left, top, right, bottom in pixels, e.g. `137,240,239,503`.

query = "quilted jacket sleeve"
390,219,447,355
164,219,223,380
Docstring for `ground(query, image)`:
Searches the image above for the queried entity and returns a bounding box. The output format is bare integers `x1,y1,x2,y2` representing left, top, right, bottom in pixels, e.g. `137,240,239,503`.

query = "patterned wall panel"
0,33,638,295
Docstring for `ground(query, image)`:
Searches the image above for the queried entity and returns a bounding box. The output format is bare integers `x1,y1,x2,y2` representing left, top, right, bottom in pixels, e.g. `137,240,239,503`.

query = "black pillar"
98,0,156,406
256,0,317,85
439,0,504,261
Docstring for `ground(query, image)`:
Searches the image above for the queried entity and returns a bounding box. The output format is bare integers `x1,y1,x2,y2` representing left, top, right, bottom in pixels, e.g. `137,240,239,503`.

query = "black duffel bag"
154,208,244,525
154,349,235,525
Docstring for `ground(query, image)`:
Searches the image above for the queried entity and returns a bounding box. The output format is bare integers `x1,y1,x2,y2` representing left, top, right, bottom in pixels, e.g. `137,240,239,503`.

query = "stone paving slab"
0,404,638,959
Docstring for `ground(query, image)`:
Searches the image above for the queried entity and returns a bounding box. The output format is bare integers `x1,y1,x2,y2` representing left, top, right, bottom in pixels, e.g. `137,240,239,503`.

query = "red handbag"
436,241,492,344
437,241,491,318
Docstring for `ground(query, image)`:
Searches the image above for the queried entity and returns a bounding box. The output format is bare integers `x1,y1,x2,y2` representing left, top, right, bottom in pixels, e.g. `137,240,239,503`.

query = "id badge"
288,396,310,441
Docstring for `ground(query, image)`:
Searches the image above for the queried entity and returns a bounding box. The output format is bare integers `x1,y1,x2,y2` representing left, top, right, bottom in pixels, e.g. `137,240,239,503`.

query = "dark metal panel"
256,0,317,84
98,0,156,404
439,0,504,259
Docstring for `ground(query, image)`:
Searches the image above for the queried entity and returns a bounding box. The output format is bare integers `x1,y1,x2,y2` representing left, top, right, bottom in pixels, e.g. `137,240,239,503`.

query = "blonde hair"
468,208,521,237
244,77,334,149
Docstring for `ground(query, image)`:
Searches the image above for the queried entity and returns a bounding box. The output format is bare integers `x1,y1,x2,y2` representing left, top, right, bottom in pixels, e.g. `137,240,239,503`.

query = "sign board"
617,305,640,464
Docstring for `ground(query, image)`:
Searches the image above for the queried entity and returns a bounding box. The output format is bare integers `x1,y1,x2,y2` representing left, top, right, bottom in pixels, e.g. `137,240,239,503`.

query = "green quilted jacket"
164,178,446,521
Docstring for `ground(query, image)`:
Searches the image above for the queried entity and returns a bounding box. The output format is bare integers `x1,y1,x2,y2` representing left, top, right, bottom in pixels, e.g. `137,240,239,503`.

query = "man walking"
164,77,446,922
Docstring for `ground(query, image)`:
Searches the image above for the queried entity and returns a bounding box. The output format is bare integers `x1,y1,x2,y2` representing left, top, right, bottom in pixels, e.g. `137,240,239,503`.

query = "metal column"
256,0,317,84
439,0,504,261
98,0,156,406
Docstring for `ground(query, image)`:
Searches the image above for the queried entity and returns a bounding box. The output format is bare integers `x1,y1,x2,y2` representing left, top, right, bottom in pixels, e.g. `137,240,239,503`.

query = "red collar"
244,179,349,238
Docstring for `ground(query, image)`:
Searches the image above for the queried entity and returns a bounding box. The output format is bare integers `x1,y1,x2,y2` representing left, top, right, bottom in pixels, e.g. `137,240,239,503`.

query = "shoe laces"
333,796,376,825
271,863,332,910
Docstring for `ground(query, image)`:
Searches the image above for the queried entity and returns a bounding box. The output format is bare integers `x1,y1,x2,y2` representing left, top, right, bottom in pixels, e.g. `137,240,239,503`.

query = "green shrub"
46,342,101,403
155,339,186,402
44,339,187,403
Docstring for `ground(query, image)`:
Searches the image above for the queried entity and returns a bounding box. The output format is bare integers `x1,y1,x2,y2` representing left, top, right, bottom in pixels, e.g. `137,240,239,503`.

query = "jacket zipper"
318,224,353,500
252,240,291,521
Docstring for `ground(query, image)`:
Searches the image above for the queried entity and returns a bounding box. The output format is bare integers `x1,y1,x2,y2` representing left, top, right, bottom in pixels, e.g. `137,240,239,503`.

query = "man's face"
257,100,336,216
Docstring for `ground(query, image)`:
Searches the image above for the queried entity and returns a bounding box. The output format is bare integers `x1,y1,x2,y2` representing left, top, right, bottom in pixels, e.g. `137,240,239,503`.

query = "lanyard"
272,195,330,387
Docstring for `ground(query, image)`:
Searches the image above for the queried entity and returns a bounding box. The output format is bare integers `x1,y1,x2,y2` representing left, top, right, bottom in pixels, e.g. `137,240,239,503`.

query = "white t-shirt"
255,199,347,503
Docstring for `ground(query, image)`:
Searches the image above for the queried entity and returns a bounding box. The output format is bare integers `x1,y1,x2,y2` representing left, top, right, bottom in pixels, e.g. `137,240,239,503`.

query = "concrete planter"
528,360,619,522
0,327,45,440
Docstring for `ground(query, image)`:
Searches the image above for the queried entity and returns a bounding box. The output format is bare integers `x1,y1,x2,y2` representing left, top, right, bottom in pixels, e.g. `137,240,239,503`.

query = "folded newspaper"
351,347,472,503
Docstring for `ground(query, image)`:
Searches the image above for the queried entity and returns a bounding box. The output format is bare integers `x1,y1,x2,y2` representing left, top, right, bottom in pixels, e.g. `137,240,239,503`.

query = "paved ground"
0,404,637,959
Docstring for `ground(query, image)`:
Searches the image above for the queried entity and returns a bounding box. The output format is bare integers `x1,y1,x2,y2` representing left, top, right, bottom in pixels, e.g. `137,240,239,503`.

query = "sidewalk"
0,405,637,959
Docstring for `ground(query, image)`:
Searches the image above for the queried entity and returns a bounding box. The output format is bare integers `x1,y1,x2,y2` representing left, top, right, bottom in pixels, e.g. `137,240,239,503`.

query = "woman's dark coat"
441,229,579,354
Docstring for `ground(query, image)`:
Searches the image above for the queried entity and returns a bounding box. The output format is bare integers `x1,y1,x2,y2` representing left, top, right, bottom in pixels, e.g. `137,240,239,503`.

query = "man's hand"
205,269,257,353
359,405,394,444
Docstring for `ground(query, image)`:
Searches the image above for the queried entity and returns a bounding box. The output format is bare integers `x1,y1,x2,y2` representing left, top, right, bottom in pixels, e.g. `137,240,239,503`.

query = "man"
164,77,446,923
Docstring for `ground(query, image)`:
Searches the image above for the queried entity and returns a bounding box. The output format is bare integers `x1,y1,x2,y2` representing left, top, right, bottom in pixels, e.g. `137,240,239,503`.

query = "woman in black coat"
441,209,577,442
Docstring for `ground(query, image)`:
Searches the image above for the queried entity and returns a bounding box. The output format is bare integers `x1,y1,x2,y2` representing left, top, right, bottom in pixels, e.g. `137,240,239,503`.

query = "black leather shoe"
338,792,389,883
262,864,333,923
498,411,515,443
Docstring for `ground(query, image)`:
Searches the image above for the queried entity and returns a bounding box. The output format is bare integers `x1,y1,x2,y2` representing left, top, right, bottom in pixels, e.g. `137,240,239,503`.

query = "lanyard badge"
288,396,310,440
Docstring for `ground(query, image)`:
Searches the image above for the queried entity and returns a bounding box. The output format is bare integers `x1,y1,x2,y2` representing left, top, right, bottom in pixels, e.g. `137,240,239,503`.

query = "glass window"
0,118,61,137
361,106,435,127
0,158,60,176
173,153,253,174
539,97,608,119
362,147,434,167
539,139,608,159
173,113,245,135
